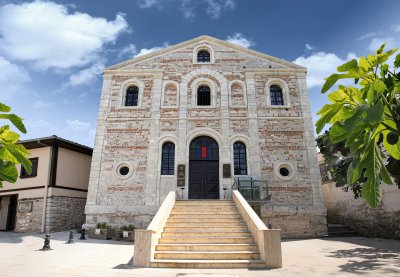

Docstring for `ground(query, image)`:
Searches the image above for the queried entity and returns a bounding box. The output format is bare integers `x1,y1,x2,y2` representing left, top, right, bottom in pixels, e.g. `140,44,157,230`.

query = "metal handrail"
232,177,271,202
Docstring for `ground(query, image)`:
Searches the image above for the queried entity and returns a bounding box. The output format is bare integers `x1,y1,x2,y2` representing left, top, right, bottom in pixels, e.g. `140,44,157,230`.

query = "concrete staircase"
150,200,266,268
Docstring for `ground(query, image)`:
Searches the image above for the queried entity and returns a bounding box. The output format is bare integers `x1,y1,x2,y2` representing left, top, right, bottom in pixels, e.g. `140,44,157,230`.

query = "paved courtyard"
0,231,399,277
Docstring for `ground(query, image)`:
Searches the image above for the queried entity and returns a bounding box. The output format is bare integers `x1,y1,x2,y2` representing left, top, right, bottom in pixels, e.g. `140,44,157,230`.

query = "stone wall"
15,198,43,232
322,182,400,239
46,196,87,232
86,37,327,238
15,196,88,232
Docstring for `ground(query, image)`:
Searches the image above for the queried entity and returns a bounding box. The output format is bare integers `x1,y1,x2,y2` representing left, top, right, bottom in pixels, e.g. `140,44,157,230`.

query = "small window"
125,86,139,106
119,166,130,176
161,142,175,175
233,142,247,175
270,85,284,106
20,158,38,178
197,50,210,63
197,85,211,106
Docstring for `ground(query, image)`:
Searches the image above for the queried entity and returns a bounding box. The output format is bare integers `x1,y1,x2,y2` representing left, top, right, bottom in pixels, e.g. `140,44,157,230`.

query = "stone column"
296,74,325,208
245,72,262,178
145,73,163,206
86,74,113,206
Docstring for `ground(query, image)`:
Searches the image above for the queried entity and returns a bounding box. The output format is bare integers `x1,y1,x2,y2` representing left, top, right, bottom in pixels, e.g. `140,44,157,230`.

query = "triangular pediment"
105,35,305,72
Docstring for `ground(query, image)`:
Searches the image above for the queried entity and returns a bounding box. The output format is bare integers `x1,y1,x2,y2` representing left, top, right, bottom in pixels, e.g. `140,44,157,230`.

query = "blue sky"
0,0,399,147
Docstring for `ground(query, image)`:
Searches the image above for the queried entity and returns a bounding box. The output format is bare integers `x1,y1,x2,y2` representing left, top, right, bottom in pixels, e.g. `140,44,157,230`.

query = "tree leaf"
3,144,32,174
376,43,386,55
316,104,342,133
321,74,340,93
329,123,348,143
347,157,361,185
0,114,27,133
0,102,11,112
0,163,18,184
363,100,384,124
337,59,358,72
377,48,398,64
395,53,400,68
359,56,371,72
383,130,400,160
360,143,383,207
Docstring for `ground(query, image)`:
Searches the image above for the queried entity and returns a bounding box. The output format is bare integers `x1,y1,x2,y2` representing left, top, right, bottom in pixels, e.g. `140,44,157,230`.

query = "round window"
279,167,290,177
119,166,129,176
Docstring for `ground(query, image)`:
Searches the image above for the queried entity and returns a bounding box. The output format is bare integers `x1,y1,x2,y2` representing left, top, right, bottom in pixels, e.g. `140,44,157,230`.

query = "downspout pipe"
37,140,52,233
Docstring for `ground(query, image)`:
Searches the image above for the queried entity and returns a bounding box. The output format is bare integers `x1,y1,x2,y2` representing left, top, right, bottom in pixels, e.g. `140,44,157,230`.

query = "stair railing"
232,190,282,268
133,191,176,267
231,177,272,202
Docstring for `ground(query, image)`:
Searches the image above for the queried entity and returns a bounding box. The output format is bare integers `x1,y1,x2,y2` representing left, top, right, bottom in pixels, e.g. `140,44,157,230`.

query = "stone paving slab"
0,231,399,277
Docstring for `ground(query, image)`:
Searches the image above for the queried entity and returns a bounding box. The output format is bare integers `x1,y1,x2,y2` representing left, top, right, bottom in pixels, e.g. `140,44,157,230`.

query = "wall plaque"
177,164,185,179
18,201,33,213
223,164,231,178
177,179,185,187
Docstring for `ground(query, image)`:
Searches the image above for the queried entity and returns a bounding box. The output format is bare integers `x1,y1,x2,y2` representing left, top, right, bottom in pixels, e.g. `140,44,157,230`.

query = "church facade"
85,36,327,238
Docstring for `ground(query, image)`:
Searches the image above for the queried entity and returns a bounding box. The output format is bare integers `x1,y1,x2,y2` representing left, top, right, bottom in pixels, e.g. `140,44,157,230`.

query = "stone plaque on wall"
177,179,185,187
223,164,231,178
18,201,33,213
177,164,185,179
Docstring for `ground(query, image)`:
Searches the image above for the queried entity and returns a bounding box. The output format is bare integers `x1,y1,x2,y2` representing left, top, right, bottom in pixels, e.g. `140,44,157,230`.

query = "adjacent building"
85,35,327,238
0,136,92,232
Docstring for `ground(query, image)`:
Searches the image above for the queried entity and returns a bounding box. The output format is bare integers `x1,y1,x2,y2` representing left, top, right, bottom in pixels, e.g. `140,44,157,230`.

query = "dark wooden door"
189,160,219,199
189,136,219,199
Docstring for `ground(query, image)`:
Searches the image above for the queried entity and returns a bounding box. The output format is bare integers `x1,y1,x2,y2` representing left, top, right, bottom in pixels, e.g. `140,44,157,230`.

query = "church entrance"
189,136,219,199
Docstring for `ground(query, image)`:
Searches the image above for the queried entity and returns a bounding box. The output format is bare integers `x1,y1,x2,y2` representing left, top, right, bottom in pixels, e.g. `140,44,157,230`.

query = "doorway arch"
189,136,219,199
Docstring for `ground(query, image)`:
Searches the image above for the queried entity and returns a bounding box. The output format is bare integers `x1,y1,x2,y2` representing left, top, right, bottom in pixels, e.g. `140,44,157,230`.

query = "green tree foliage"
316,130,400,199
0,102,32,188
316,43,400,207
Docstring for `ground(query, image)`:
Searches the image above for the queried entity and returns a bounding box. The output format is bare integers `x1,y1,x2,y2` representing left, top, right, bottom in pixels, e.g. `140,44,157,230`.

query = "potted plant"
116,224,135,242
90,222,114,240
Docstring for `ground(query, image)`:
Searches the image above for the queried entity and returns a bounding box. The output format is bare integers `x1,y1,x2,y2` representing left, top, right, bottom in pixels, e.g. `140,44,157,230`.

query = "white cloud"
139,0,160,8
368,37,395,52
355,31,384,41
139,0,235,19
225,33,254,48
391,25,400,32
32,99,53,109
305,43,315,51
0,1,128,70
0,57,30,101
293,52,356,89
118,44,138,59
205,0,236,19
66,119,91,132
134,42,169,58
69,62,104,86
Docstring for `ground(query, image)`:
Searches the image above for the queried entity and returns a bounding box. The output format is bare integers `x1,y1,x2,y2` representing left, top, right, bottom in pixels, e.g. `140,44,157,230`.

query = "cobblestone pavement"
0,231,399,277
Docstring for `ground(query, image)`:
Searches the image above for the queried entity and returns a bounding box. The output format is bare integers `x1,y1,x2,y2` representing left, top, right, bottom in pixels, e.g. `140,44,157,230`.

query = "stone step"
154,251,260,260
155,243,259,251
161,231,251,238
167,217,244,223
163,226,248,232
169,214,241,218
159,236,255,244
150,259,266,269
172,207,238,212
175,200,233,204
165,221,246,227
171,211,240,215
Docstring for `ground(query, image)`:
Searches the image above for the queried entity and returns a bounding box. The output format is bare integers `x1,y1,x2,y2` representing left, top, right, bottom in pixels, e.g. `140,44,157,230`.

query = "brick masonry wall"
85,38,327,238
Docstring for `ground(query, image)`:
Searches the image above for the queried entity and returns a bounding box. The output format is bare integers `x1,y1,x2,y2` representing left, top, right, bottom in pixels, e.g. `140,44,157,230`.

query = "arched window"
233,142,247,175
161,142,175,175
125,86,139,106
197,85,211,106
197,50,210,62
270,85,284,106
